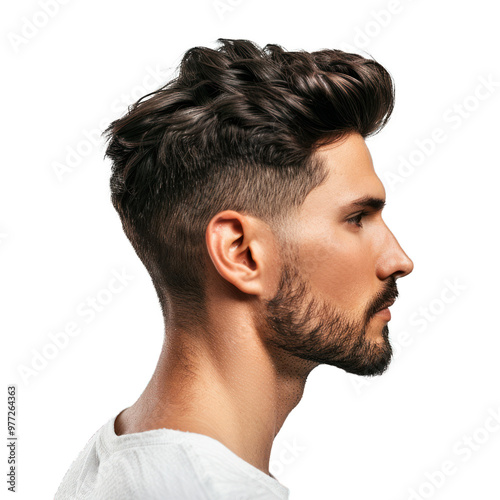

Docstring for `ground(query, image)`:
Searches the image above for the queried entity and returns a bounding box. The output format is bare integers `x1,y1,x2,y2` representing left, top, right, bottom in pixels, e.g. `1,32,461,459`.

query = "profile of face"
260,133,414,376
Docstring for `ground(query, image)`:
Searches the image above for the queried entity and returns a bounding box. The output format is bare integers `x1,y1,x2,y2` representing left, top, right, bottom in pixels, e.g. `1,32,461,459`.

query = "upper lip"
376,299,395,312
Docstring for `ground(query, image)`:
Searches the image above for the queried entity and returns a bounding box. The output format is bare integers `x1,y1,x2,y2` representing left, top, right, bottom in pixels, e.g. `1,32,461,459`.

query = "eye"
346,211,367,228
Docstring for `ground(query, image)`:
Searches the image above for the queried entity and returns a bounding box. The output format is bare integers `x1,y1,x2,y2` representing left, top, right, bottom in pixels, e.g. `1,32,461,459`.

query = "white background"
2,0,500,499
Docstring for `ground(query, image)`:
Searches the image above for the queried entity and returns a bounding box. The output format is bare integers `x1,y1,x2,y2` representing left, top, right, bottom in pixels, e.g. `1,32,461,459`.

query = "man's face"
261,132,414,376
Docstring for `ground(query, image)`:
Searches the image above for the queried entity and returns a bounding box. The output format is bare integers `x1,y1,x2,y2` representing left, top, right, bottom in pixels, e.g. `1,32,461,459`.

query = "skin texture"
114,131,414,476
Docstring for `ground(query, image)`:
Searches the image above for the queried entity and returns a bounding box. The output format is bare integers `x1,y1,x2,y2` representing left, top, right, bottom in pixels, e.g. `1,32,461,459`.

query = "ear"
205,210,275,297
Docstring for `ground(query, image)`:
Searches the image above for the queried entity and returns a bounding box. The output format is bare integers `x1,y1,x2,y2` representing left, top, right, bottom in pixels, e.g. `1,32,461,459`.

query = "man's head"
104,38,412,376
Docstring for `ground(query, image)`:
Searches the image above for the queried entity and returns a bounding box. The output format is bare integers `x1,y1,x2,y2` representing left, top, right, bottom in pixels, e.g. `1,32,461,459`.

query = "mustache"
366,277,399,320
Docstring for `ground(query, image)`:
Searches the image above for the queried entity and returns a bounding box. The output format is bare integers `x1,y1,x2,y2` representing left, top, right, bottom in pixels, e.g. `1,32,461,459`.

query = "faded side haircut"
103,38,395,325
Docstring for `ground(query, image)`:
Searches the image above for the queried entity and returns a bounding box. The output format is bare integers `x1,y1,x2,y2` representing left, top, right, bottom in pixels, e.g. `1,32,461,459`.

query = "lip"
374,307,391,321
373,299,395,321
377,299,395,312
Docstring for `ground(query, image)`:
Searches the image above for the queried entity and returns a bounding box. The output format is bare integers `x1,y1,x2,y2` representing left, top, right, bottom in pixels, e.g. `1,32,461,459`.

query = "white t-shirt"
55,411,290,499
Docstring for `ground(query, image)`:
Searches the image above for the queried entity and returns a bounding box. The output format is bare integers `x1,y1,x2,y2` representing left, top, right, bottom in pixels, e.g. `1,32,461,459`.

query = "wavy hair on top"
103,38,395,325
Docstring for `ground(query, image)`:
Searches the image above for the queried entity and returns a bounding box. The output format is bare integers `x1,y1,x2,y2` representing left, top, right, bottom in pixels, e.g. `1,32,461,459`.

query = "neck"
120,319,316,476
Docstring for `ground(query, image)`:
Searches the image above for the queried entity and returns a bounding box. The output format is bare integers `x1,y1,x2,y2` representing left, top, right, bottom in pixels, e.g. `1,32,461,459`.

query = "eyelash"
347,211,368,228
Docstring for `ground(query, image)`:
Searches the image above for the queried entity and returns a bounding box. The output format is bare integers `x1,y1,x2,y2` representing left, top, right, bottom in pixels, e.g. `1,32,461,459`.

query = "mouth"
372,299,395,321
375,298,395,313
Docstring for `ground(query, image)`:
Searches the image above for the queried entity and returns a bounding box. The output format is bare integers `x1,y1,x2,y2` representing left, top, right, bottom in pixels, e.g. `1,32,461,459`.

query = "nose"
377,227,414,281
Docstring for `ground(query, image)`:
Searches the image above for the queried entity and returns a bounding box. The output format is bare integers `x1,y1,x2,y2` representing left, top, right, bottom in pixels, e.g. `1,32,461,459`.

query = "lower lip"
373,307,391,321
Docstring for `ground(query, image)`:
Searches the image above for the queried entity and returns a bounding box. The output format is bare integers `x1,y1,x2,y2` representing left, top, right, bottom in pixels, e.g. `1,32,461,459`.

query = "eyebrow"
343,196,386,212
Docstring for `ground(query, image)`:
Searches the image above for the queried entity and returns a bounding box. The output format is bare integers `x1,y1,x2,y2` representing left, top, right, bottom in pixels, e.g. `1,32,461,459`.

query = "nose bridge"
379,220,414,279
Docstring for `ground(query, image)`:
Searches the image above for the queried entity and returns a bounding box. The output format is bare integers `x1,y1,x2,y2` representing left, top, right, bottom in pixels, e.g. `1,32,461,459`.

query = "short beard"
258,256,397,377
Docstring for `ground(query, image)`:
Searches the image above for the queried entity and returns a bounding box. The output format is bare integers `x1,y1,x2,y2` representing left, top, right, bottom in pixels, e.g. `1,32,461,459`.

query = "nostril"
394,268,409,280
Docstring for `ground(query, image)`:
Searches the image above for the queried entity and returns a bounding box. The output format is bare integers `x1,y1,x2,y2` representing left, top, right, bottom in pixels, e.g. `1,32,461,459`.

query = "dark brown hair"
103,38,395,324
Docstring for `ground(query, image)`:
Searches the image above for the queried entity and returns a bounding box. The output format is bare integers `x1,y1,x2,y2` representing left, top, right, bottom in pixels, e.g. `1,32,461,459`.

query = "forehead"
307,132,386,209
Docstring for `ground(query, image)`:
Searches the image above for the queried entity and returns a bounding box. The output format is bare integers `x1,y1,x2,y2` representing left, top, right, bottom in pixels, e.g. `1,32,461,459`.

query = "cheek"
297,228,375,310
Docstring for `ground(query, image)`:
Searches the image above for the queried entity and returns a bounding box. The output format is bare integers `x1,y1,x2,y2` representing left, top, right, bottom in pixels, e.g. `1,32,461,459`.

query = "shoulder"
97,440,287,500
56,440,212,500
93,443,211,499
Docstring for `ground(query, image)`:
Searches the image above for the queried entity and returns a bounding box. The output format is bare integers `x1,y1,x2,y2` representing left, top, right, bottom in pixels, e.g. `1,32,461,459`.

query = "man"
55,38,413,499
